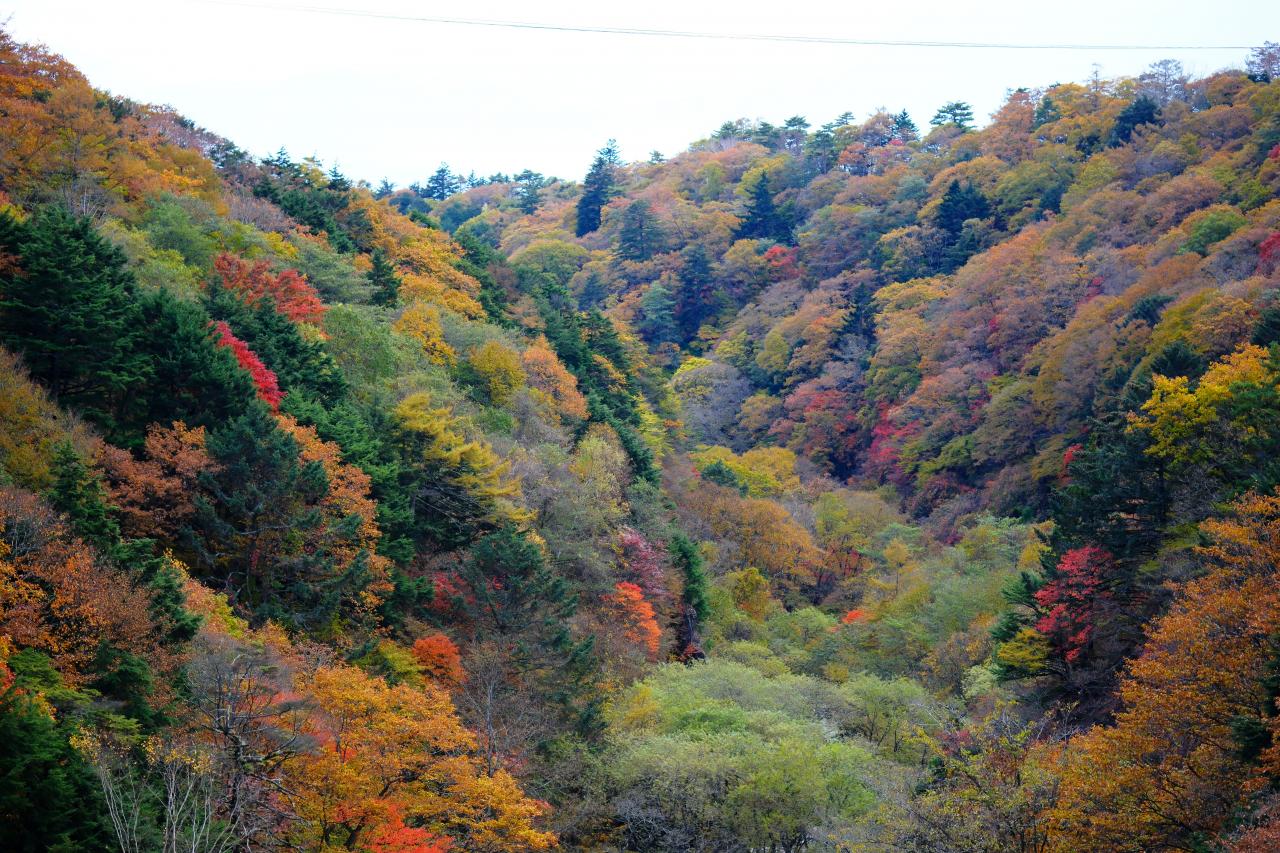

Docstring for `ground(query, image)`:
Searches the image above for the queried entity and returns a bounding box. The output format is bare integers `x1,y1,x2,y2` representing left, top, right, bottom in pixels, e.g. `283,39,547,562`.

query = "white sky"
2,0,1276,186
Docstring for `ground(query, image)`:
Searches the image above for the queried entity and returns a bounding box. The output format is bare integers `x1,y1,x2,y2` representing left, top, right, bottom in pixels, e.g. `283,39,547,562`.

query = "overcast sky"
2,0,1276,186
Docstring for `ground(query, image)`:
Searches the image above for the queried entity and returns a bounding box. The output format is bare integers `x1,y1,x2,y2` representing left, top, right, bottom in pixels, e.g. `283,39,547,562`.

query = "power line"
195,0,1258,51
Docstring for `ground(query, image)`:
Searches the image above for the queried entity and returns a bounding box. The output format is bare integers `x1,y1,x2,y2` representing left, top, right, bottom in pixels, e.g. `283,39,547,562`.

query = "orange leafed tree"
0,487,162,685
98,421,213,542
1047,491,1280,851
412,634,466,689
603,581,662,661
287,664,555,852
522,338,588,421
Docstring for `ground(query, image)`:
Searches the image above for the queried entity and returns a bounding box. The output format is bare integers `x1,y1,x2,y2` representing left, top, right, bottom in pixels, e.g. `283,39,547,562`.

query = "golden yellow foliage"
393,300,456,366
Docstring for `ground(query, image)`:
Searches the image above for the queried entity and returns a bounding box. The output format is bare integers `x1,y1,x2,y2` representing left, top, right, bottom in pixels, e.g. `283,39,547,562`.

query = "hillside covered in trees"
3,23,1280,851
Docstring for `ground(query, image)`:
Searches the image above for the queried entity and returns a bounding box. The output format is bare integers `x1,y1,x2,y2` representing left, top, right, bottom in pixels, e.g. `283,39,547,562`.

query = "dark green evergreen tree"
425,164,461,200
459,527,602,736
675,243,716,342
930,101,975,129
0,207,146,427
1109,96,1161,146
577,268,608,310
48,442,120,550
513,169,546,215
637,279,676,344
738,172,787,242
575,140,620,237
188,404,344,625
117,289,256,443
616,199,663,262
935,180,991,235
892,110,919,140
1033,95,1061,129
367,248,401,307
0,652,116,853
670,532,709,659
451,231,511,325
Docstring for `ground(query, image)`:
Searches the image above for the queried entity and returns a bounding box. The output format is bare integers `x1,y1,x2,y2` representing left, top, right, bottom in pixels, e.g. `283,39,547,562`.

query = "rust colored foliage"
0,487,162,685
212,320,282,410
97,421,213,542
412,634,466,689
213,253,326,326
604,581,662,660
1048,492,1280,851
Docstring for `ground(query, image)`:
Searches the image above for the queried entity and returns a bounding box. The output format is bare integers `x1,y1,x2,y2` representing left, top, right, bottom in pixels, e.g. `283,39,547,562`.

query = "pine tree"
48,442,120,550
892,110,918,140
116,289,256,444
670,532,709,659
425,164,461,200
0,207,146,425
513,169,545,215
935,180,991,234
616,199,662,262
637,279,676,344
575,140,620,237
675,244,716,342
738,172,787,242
1033,96,1061,129
930,101,975,129
367,248,401,306
1109,96,1161,146
188,404,334,622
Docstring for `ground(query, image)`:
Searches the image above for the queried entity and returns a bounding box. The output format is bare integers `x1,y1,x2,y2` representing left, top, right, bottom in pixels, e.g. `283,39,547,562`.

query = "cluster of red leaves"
865,404,921,486
1260,231,1280,276
212,320,283,410
1034,545,1113,664
366,805,451,853
617,527,669,608
840,608,869,624
1061,443,1084,482
213,253,325,326
411,634,465,689
763,245,801,281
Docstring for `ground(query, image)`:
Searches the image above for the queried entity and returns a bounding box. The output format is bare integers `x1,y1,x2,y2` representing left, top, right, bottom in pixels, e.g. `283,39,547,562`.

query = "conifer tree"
675,244,716,342
738,172,787,242
367,247,401,306
513,169,545,215
575,140,620,237
117,289,256,443
935,180,991,234
1109,95,1161,146
48,442,120,550
616,199,663,262
0,207,146,426
637,279,676,344
670,532,709,659
930,101,975,129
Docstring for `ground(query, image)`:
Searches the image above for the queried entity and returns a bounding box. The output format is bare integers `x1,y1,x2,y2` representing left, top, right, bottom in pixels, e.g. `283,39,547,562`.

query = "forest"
2,23,1280,851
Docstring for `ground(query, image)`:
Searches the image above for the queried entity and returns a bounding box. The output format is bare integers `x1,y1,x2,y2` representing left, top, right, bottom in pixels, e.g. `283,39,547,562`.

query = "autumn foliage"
212,320,282,410
603,581,661,660
213,252,326,326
